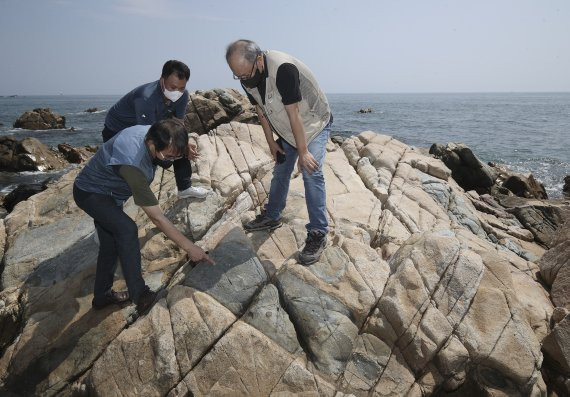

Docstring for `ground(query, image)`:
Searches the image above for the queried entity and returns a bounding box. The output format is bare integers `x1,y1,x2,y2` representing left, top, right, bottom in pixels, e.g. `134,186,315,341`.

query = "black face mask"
241,69,263,89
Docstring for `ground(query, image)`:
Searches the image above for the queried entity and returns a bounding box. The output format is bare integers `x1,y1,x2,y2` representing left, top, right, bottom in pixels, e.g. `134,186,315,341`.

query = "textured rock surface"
13,108,66,130
0,136,67,172
184,88,258,134
0,120,564,396
57,143,95,164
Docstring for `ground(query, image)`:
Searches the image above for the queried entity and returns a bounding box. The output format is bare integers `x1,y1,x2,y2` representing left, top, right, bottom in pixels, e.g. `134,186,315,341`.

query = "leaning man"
226,39,332,265
74,119,213,314
103,60,208,199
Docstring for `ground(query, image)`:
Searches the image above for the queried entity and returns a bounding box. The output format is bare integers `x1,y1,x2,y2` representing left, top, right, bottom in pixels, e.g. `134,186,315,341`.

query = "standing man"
225,39,332,265
74,119,213,314
103,60,208,199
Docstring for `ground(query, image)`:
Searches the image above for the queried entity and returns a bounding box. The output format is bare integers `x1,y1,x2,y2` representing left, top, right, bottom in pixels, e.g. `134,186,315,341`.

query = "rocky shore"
0,90,569,396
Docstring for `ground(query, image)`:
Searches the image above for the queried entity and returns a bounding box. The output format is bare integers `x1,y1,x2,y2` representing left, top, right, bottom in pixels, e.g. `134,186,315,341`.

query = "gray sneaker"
298,230,327,265
244,214,282,232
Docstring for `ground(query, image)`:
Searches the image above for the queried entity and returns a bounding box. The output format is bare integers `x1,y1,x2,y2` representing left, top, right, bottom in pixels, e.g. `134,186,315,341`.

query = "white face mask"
163,88,183,102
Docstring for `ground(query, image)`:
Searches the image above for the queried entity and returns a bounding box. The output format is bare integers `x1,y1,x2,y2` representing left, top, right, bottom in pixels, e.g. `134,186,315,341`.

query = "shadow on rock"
1,235,128,396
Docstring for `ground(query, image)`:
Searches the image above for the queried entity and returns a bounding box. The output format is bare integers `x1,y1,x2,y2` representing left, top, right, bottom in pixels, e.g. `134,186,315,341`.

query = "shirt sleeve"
117,165,159,207
276,63,302,105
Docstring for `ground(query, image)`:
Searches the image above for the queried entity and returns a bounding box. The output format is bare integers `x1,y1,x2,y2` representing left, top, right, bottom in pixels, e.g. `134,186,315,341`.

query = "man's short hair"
225,39,261,64
161,60,190,81
146,119,188,155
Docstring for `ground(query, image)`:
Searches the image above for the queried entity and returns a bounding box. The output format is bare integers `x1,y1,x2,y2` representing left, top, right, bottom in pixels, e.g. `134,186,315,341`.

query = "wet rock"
2,179,51,212
0,136,67,172
358,107,372,113
430,142,498,192
564,175,570,197
502,173,548,199
83,107,98,113
57,144,94,164
13,108,65,130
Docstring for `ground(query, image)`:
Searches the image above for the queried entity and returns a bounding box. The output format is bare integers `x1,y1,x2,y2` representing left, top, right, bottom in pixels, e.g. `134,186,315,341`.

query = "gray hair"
225,39,261,64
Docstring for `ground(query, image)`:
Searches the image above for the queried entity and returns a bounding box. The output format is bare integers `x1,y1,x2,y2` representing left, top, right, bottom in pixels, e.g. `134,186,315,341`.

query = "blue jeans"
265,126,330,233
73,184,147,304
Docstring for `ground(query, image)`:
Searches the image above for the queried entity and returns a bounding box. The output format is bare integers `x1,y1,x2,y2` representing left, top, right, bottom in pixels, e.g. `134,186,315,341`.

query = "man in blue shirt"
74,119,213,315
103,60,208,198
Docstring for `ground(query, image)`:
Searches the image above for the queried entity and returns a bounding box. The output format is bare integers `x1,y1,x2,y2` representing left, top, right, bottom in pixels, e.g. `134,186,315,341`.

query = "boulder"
496,194,570,247
429,142,498,192
2,179,51,212
0,136,67,172
540,216,570,307
564,175,570,197
83,107,98,113
358,107,372,113
13,108,65,130
57,143,95,164
184,88,258,134
502,173,548,199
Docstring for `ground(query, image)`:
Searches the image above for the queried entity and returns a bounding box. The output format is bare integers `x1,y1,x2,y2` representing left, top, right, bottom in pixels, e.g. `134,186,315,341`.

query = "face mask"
241,69,263,89
163,88,184,102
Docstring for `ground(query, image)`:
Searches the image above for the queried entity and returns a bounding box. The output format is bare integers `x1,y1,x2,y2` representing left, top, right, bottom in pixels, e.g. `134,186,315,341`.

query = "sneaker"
136,288,158,316
178,186,209,199
244,214,282,232
298,230,327,265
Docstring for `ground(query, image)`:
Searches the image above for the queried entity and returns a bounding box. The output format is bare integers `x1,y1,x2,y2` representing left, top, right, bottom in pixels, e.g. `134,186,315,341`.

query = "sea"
0,92,569,198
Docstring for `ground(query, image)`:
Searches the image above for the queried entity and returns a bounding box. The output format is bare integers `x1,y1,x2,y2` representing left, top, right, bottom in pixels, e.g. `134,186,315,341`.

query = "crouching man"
74,119,213,314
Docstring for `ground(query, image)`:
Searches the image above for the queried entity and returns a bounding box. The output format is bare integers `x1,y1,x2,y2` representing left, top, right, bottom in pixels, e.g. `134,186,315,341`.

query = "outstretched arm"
142,205,214,264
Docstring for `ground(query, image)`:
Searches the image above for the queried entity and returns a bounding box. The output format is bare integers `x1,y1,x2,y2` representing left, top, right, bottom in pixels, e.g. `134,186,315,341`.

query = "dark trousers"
102,126,192,191
73,184,147,304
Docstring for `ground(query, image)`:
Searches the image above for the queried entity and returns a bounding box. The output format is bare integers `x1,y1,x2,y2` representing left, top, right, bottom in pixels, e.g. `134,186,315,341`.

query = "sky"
0,0,568,95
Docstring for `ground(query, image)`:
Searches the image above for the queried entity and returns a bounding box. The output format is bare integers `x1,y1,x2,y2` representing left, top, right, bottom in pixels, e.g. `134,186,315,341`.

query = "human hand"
297,150,319,174
186,245,215,265
188,142,199,160
268,140,285,162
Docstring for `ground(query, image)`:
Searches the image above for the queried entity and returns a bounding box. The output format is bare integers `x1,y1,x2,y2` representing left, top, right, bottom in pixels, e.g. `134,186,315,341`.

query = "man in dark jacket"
103,60,209,199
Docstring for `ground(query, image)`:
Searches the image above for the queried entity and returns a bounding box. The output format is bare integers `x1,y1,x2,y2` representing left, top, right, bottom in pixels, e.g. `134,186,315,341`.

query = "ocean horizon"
1,92,569,197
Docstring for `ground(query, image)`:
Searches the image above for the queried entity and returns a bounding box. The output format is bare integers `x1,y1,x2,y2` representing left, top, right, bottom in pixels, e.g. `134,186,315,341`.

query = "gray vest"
75,125,155,204
245,50,331,148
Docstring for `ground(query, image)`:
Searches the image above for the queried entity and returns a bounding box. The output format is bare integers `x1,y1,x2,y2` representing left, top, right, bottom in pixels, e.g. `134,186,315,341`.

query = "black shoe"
92,289,130,310
298,230,327,265
244,214,282,232
136,288,158,316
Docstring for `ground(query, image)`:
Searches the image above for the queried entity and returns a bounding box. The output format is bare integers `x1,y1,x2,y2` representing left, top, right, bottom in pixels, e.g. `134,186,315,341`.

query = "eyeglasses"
232,59,257,80
158,151,184,161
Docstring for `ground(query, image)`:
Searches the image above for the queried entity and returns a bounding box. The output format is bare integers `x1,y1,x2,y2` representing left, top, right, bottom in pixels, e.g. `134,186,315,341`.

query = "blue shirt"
104,80,189,133
75,125,156,205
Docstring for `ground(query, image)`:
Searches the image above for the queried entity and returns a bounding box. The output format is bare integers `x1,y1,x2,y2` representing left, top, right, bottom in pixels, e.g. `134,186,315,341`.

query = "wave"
3,127,82,133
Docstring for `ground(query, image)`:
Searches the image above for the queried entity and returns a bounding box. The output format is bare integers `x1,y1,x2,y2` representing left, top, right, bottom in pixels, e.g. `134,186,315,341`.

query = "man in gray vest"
103,60,209,199
74,119,213,315
226,39,332,265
